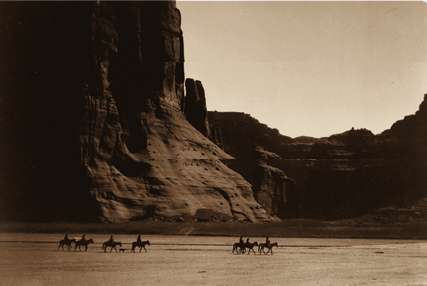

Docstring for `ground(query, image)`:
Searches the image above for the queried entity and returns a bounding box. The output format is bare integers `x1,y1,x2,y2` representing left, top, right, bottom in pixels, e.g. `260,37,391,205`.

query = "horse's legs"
143,246,147,253
233,245,239,254
85,245,88,251
234,246,239,254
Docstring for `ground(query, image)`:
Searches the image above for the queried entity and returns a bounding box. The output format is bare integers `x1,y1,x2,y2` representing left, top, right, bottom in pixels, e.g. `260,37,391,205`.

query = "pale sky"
177,1,427,138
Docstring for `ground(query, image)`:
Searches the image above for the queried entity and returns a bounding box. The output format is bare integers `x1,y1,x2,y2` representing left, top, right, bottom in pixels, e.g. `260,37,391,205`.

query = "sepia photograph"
1,1,427,285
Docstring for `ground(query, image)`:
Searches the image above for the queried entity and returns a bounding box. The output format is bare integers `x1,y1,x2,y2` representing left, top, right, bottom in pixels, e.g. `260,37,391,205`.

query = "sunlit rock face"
0,2,268,222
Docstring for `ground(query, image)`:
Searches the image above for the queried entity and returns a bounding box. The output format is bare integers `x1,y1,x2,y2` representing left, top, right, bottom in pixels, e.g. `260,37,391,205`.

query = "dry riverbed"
1,234,427,285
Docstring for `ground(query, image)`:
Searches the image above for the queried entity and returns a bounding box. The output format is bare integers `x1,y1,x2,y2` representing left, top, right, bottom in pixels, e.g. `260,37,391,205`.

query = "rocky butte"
0,2,269,222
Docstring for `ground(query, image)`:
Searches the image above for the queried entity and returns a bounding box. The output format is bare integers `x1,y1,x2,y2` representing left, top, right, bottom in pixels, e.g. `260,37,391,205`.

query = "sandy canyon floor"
1,234,427,286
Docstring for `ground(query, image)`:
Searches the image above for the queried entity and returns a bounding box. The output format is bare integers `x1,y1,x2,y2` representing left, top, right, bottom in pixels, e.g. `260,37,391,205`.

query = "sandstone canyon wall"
207,112,300,219
209,96,427,221
0,2,268,222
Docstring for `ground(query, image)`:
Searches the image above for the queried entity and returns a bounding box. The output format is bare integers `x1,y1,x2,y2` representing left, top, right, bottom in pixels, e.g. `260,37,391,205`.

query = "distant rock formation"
0,2,268,222
251,146,297,219
209,95,427,220
208,112,299,218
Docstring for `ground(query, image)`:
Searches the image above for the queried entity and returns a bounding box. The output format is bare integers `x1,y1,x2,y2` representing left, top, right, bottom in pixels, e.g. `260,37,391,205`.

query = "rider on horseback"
137,235,142,243
266,236,270,247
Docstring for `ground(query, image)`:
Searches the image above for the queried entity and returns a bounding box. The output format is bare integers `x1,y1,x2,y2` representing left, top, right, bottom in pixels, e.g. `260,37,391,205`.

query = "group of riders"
59,233,94,251
239,235,270,246
61,234,275,254
63,234,142,244
234,235,276,254
60,233,149,253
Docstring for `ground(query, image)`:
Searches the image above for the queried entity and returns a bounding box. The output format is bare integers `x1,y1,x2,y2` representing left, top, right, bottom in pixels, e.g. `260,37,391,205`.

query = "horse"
232,242,245,254
258,242,267,254
102,241,122,252
131,240,150,253
74,238,94,252
242,241,258,254
58,237,76,251
259,242,278,255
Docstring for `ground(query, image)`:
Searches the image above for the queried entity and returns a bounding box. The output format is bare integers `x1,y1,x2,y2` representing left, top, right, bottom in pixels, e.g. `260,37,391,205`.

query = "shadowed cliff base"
3,220,427,239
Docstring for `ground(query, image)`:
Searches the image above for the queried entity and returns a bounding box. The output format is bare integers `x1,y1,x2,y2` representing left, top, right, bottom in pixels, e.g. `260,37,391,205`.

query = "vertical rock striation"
0,2,269,222
184,78,210,138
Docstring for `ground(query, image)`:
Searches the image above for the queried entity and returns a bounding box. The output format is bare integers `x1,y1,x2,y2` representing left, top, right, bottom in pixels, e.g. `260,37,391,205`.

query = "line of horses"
102,239,150,253
59,235,279,255
58,235,150,253
232,241,278,255
58,236,94,252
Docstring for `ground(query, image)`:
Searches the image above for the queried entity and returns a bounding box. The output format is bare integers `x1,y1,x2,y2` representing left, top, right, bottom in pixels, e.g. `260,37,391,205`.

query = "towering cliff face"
209,96,427,220
0,2,268,222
